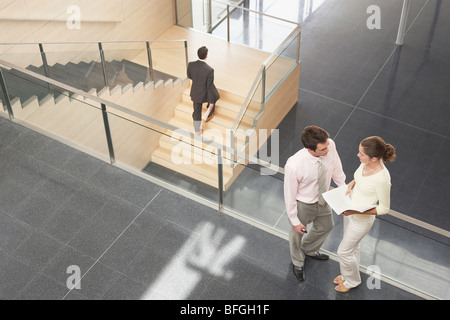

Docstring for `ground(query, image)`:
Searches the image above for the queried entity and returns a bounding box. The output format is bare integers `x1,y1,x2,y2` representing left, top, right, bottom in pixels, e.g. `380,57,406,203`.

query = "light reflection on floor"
141,222,246,300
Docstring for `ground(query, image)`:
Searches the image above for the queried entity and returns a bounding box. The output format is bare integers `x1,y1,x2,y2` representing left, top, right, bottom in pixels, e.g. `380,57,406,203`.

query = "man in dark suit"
187,46,220,135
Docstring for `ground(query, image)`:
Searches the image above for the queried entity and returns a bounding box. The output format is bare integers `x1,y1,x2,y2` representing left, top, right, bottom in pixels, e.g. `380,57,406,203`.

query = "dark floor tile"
146,188,217,231
99,227,156,273
38,170,85,205
41,207,91,244
251,268,305,300
41,246,96,287
199,278,256,300
67,219,120,260
94,196,143,234
11,230,64,270
8,130,52,157
61,183,112,219
121,243,173,287
67,262,121,300
100,274,149,300
34,139,80,170
60,151,105,182
0,117,29,146
212,252,265,295
88,163,161,208
276,89,354,167
15,273,69,300
0,212,33,255
11,189,59,229
0,254,40,300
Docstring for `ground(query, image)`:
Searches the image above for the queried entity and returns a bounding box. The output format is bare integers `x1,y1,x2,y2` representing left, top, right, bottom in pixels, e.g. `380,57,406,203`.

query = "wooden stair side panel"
21,93,110,157
11,96,41,121
100,77,189,126
151,145,233,189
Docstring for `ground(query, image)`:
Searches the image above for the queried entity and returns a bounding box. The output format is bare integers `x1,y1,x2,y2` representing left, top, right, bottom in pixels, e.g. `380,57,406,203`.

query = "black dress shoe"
292,265,305,282
307,252,329,260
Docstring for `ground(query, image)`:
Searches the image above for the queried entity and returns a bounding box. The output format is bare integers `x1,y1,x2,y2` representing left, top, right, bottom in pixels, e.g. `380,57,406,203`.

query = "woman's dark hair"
361,136,396,163
301,126,330,151
197,46,208,60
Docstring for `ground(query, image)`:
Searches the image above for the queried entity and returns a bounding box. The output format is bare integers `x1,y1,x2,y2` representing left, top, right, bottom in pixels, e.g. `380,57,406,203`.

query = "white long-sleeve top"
350,163,391,219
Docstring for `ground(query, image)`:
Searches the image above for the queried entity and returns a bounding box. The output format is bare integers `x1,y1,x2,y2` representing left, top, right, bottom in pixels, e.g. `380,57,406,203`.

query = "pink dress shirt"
284,139,346,226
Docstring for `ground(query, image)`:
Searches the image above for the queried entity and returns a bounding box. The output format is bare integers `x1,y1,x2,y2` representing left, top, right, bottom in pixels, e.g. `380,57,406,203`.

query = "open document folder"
322,186,376,215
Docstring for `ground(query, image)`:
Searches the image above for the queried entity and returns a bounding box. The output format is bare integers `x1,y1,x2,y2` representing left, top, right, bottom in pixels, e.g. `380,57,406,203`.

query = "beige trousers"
289,201,333,267
337,215,375,288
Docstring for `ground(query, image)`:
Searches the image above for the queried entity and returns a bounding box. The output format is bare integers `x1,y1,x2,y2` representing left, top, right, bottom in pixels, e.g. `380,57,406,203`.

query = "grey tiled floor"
0,117,423,300
1,0,449,301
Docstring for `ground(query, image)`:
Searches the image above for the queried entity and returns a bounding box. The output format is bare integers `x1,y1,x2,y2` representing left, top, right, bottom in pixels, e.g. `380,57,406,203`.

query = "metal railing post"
218,148,224,210
0,68,14,119
146,41,155,82
227,5,231,42
261,65,266,105
39,43,52,92
98,42,108,86
396,0,411,45
184,40,189,70
296,27,301,63
206,0,212,33
101,103,115,164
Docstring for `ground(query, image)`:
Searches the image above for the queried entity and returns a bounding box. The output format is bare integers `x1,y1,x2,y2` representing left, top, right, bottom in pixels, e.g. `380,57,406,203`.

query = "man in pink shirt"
284,126,346,281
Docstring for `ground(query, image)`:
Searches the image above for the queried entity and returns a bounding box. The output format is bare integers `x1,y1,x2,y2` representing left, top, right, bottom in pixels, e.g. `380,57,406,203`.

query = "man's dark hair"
197,46,208,60
301,126,330,151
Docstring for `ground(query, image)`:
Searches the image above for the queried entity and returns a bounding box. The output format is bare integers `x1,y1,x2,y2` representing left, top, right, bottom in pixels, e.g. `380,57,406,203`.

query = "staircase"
2,58,263,191
150,87,261,190
2,59,173,105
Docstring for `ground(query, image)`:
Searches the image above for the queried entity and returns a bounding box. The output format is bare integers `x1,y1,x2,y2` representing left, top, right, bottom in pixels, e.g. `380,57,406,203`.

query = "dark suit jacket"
187,60,220,104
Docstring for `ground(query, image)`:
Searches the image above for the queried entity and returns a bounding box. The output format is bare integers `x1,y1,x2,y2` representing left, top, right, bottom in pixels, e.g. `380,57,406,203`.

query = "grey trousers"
289,201,334,267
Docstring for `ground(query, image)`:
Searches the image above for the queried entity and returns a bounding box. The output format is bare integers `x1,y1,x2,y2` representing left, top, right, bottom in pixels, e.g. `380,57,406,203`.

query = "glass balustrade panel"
149,42,187,81
107,108,221,205
0,66,109,160
223,160,287,233
43,43,105,93
210,2,297,52
0,78,6,117
264,30,299,101
101,42,150,89
0,44,43,70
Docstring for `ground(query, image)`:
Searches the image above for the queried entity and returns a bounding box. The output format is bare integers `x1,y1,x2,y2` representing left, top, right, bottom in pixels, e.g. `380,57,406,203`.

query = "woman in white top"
334,136,396,292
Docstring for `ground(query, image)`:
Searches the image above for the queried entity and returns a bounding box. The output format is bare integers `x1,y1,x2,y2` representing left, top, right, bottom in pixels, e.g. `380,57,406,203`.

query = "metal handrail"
0,57,285,174
231,25,301,134
214,0,299,27
0,39,187,46
200,2,301,165
0,58,181,136
0,38,189,89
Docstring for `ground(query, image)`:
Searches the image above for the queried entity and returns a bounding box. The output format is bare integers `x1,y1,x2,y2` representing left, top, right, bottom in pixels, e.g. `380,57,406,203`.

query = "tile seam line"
354,105,450,141
353,0,431,110
334,0,431,140
220,208,439,300
298,87,355,108
61,187,164,300
333,41,397,141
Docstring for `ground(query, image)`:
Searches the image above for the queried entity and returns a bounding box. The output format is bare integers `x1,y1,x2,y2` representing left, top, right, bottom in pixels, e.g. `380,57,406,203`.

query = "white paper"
322,186,377,215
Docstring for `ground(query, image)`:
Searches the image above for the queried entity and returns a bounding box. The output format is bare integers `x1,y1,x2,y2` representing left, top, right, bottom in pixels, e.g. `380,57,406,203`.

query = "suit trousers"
337,215,375,288
192,102,215,132
289,201,334,268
